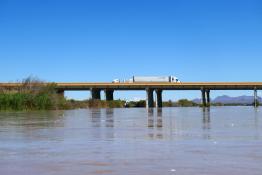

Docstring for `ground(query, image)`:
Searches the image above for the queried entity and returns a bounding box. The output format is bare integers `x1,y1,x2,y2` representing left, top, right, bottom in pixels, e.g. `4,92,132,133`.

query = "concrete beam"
146,88,154,108
104,89,114,101
91,88,101,100
155,89,163,108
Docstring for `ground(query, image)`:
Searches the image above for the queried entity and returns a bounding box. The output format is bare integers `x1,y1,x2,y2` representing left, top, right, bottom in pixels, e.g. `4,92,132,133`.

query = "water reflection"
202,108,211,130
0,107,262,175
147,108,154,128
105,108,114,128
202,107,211,140
0,111,65,129
90,108,114,128
0,111,65,142
90,108,115,139
254,108,260,140
105,108,114,139
147,108,163,139
90,108,102,127
156,108,163,128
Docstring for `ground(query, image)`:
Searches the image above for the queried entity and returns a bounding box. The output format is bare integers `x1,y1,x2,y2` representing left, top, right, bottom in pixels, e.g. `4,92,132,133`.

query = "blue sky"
1,0,262,100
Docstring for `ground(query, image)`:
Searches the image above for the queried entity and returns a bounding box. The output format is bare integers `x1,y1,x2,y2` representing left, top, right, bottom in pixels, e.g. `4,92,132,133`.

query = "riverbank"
0,92,258,111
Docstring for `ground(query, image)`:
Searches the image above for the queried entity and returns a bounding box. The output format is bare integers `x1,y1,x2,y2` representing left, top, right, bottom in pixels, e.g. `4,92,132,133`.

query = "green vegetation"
86,99,126,108
125,100,146,107
175,99,198,107
163,100,173,107
66,99,126,108
0,77,67,111
162,99,199,107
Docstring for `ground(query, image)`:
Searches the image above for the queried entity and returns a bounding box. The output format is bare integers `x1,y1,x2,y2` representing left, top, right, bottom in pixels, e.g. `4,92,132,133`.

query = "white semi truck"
112,76,180,83
132,76,180,83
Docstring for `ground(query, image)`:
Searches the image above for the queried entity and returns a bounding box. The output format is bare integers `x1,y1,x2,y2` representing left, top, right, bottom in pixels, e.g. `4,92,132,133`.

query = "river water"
0,107,262,175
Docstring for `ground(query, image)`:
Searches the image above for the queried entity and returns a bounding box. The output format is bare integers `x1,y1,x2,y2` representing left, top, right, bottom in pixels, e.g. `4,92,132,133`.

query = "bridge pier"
91,88,101,100
254,88,258,107
206,90,210,107
104,89,114,101
146,88,154,108
201,89,207,107
155,89,163,108
201,89,211,107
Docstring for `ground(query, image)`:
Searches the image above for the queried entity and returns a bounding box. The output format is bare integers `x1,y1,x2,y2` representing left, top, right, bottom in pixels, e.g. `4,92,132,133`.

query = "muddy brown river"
0,107,262,175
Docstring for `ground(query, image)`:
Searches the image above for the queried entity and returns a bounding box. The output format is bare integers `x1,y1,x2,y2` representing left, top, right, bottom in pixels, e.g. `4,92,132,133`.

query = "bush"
87,99,125,108
176,99,198,107
0,77,61,111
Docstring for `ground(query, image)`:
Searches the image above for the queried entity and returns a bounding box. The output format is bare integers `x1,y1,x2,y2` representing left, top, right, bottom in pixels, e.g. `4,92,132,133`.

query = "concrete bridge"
1,82,262,107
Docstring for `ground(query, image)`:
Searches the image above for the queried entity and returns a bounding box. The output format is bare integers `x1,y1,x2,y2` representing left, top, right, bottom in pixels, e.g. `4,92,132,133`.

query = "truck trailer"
131,76,180,83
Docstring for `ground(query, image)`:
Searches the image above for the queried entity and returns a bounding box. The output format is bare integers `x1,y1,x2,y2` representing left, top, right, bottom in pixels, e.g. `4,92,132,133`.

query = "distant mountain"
192,95,261,104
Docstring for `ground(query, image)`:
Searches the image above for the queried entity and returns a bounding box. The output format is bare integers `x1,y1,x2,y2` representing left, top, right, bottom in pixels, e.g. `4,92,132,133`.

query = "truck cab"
170,76,180,83
112,79,120,83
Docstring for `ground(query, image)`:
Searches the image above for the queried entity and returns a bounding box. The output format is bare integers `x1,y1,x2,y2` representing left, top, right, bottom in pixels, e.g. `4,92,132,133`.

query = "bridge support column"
91,88,101,100
155,89,163,108
146,88,154,108
57,90,64,97
104,89,114,101
254,88,258,107
206,90,210,107
201,89,207,107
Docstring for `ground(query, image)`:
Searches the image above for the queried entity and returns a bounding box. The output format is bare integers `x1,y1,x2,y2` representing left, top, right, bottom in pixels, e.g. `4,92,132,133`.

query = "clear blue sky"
1,0,262,100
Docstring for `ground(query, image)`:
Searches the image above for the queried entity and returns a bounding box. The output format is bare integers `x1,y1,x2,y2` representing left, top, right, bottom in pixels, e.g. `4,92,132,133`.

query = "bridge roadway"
1,82,262,107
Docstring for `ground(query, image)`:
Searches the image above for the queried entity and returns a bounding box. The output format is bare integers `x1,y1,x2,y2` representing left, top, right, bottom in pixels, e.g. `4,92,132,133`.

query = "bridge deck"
1,82,262,90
